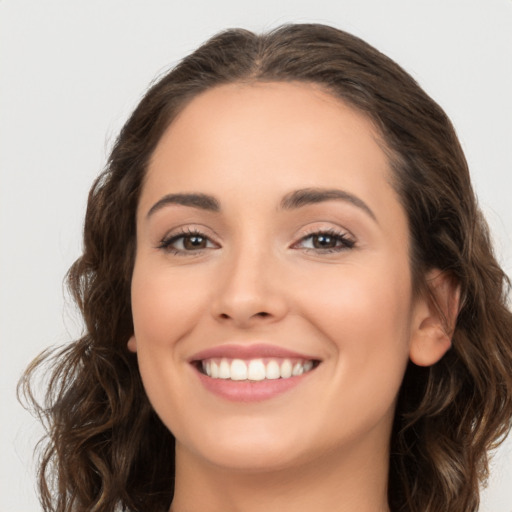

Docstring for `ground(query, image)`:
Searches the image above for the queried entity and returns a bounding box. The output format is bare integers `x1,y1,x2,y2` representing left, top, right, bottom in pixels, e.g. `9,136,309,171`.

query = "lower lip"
194,367,314,402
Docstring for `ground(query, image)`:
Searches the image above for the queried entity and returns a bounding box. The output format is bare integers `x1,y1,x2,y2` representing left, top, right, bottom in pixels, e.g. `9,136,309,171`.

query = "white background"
1,1,511,510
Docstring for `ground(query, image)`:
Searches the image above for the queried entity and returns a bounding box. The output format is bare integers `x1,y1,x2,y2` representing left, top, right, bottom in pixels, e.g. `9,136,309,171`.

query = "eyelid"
157,225,221,254
291,226,356,252
156,223,356,255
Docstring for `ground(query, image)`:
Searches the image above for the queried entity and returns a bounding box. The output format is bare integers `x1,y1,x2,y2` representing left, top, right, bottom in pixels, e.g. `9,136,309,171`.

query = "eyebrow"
280,188,377,222
147,193,220,218
146,187,376,222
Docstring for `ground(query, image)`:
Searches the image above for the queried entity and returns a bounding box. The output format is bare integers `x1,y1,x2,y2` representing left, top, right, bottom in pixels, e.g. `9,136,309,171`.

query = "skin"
128,82,454,512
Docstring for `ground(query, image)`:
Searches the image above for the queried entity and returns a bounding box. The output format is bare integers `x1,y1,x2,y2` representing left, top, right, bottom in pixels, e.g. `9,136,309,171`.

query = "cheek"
130,263,211,407
302,258,413,337
130,263,215,433
131,263,210,349
299,261,413,393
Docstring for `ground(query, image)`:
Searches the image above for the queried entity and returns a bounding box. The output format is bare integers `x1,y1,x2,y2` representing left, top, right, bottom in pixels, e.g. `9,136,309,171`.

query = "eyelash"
158,228,217,255
158,228,355,255
293,228,356,253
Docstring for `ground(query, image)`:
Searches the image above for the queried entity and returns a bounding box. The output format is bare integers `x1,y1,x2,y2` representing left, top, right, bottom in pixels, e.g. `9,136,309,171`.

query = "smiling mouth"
194,357,321,381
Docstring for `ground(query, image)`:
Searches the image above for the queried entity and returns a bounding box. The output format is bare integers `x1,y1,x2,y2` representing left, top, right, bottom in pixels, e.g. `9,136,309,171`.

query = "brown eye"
295,230,355,252
159,230,217,254
311,234,338,249
183,234,208,250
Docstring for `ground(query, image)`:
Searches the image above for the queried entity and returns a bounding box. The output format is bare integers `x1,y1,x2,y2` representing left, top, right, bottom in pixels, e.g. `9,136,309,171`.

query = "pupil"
184,235,206,249
314,234,335,248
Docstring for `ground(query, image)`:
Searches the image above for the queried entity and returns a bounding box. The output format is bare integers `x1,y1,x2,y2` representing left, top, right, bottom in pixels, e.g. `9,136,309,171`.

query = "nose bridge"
211,234,287,325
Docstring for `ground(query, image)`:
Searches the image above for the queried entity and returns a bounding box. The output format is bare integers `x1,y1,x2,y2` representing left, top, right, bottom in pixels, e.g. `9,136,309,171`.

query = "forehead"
142,81,398,218
152,81,385,162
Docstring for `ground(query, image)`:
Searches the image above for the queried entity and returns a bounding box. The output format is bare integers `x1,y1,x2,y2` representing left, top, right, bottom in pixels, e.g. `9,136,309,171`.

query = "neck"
170,438,390,512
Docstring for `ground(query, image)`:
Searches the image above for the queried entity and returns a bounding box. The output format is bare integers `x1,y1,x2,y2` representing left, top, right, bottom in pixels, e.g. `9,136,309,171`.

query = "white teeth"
265,360,281,380
247,359,266,381
219,359,230,379
210,360,219,378
292,362,304,376
280,359,292,378
201,357,316,381
230,359,247,381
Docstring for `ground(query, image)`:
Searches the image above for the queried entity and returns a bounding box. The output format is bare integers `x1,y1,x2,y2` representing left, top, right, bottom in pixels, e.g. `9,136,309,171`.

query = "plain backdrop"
1,1,511,510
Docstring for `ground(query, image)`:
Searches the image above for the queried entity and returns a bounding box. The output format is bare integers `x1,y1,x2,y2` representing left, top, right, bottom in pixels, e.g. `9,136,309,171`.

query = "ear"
409,269,460,367
127,335,138,353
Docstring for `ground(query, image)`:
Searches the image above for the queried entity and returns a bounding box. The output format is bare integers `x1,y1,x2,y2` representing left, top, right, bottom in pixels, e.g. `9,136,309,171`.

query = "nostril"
218,312,269,319
217,311,271,321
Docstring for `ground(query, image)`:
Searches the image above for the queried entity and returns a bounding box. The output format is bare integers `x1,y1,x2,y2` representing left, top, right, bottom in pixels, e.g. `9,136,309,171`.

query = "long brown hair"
19,24,512,512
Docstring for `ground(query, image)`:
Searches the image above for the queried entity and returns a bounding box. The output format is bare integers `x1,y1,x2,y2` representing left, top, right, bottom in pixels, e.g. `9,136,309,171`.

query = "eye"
294,230,355,252
158,229,218,254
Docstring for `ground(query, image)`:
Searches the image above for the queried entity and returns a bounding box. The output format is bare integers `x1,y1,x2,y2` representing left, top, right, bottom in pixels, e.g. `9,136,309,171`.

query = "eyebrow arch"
147,193,220,218
280,187,377,222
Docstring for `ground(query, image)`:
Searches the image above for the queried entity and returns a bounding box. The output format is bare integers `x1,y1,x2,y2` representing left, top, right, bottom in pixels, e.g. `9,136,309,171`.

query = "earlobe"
409,270,461,367
127,335,138,353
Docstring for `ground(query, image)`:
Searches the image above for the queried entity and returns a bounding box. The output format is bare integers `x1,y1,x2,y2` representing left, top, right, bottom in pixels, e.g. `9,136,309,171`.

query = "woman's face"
129,82,437,472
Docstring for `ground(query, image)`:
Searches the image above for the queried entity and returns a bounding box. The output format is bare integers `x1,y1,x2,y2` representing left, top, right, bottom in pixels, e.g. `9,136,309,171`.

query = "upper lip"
189,344,319,362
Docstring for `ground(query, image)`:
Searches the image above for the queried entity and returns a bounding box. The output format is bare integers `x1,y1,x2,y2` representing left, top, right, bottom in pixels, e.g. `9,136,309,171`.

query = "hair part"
19,23,512,512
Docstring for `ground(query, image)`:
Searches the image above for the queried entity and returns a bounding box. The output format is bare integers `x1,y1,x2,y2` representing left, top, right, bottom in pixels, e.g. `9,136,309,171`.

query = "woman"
20,23,512,512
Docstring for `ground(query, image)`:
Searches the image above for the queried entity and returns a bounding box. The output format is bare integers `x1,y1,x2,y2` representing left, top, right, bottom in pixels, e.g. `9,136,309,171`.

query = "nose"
210,244,289,328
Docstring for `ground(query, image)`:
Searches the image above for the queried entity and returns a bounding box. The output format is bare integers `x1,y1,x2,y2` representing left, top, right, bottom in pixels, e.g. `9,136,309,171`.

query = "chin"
195,444,309,474
176,418,316,473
